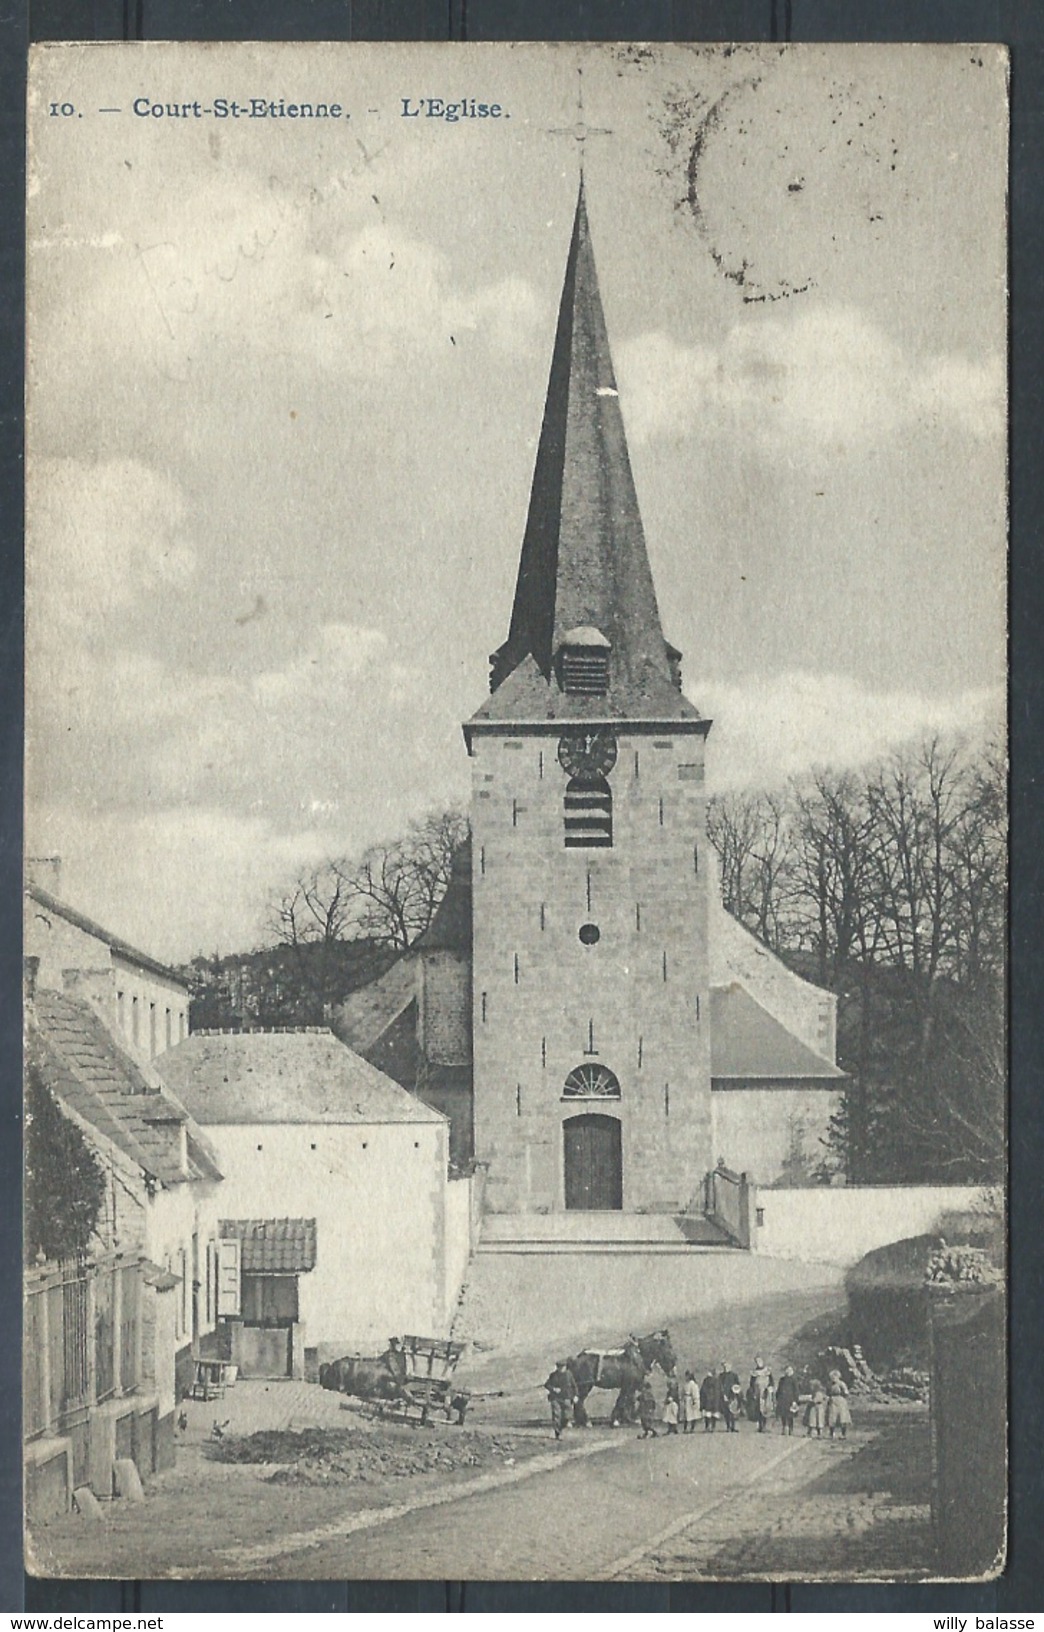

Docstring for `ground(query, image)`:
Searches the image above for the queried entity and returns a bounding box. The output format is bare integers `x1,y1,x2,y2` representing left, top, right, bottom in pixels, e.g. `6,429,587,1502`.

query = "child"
803,1378,827,1437
638,1378,659,1439
662,1376,680,1435
825,1369,852,1439
699,1370,719,1432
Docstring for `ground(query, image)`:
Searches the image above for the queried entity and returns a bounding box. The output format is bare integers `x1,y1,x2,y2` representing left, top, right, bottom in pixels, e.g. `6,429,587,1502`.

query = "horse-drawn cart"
319,1334,469,1425
387,1335,468,1424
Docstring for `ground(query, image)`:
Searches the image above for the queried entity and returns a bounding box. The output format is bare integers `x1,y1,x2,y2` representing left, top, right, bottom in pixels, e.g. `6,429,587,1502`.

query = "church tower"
464,182,713,1218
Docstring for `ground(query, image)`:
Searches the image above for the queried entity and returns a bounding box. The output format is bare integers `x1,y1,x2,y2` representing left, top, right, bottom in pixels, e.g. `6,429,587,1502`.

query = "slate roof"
710,985,845,1082
334,959,416,1055
414,838,472,953
220,1218,317,1273
161,1028,444,1126
26,883,189,988
471,182,703,731
30,990,223,1184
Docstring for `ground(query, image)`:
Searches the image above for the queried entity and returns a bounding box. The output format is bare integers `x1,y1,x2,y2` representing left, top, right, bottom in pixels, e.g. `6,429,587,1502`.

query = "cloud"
693,669,1003,791
27,802,340,962
616,306,1004,452
32,170,543,402
27,456,196,627
253,622,396,706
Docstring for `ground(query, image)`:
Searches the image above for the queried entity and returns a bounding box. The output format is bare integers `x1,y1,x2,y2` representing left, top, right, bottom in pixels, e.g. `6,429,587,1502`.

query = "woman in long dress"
681,1370,700,1434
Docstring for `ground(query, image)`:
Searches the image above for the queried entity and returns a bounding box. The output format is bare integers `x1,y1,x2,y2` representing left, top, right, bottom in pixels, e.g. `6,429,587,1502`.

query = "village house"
25,858,190,1060
24,959,224,1523
160,1027,472,1370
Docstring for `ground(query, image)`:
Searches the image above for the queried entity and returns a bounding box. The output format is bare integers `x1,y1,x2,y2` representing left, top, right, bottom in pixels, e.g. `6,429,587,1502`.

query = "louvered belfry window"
564,776,613,848
561,646,610,695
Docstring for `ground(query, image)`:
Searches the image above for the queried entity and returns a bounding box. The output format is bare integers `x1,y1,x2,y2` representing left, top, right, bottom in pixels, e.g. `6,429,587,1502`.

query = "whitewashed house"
161,1028,471,1370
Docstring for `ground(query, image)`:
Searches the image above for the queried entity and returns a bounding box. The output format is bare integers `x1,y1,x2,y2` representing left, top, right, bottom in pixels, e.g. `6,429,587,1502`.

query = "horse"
319,1344,408,1405
567,1329,677,1426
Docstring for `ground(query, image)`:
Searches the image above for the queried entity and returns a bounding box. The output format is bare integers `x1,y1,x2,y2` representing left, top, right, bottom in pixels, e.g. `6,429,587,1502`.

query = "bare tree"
265,806,470,1018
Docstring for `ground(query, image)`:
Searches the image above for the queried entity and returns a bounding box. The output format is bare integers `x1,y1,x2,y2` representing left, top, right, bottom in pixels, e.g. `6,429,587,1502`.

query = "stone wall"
470,727,712,1215
753,1186,995,1266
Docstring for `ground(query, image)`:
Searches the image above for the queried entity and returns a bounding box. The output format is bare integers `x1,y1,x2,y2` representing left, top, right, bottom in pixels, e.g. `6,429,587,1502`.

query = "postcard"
24,40,1007,1581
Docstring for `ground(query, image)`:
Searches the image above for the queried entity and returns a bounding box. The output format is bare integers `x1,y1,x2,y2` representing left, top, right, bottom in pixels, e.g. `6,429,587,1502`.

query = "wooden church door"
563,1114,623,1210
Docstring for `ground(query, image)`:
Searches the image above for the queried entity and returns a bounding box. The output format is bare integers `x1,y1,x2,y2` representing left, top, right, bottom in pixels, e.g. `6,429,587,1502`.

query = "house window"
564,777,612,848
131,995,140,1045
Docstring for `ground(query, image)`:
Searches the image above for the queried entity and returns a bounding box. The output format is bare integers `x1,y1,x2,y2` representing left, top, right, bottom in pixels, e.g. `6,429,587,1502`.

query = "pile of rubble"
819,1344,929,1406
924,1240,1003,1287
209,1424,542,1486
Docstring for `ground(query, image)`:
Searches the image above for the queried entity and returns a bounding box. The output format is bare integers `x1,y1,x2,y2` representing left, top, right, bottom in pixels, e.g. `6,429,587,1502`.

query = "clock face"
557,731,618,781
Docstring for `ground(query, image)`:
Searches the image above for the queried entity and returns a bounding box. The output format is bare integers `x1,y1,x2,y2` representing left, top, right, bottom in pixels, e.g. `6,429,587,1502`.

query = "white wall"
712,1087,842,1185
753,1185,995,1267
148,1177,224,1344
207,1121,449,1350
443,1174,473,1326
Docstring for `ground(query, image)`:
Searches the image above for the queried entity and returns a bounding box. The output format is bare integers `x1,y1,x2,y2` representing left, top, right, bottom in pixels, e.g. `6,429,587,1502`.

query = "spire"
478,182,700,727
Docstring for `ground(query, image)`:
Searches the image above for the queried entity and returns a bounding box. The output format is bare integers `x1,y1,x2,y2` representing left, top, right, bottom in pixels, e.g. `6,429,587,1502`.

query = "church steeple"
474,181,701,728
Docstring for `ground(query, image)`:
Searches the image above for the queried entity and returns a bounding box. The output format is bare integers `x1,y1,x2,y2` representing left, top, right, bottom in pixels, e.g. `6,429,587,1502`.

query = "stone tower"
464,182,713,1219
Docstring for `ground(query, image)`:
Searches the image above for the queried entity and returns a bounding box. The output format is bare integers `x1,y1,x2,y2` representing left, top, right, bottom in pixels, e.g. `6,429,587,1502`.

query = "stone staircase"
477,1212,735,1254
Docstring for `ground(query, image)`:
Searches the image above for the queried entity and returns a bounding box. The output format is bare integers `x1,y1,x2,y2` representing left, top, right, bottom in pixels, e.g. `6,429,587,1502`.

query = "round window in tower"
578,923,601,946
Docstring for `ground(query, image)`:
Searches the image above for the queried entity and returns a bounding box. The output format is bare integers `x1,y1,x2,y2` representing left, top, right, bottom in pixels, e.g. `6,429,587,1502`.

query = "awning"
219,1218,317,1273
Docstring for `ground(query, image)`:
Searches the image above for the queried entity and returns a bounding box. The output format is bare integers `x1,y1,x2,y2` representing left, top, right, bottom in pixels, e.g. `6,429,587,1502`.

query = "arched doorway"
563,1113,623,1210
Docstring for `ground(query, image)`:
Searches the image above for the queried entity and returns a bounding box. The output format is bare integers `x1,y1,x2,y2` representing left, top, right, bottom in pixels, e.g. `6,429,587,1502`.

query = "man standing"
718,1360,741,1432
545,1359,578,1440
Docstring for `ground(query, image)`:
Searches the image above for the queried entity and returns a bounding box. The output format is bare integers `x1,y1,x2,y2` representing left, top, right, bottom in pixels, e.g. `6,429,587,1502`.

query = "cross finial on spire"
547,67,612,175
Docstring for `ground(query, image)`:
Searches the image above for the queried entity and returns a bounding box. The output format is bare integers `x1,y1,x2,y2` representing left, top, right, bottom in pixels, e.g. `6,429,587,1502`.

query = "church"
337,181,844,1225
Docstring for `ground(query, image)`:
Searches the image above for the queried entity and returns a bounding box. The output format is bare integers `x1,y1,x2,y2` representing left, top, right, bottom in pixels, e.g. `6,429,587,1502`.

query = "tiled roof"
26,883,189,988
473,182,701,729
220,1218,317,1273
30,990,223,1184
710,985,845,1082
161,1029,444,1126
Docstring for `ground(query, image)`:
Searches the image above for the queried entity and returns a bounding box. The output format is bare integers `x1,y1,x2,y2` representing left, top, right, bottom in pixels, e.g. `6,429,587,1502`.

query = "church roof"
710,985,845,1082
471,182,703,731
414,837,472,952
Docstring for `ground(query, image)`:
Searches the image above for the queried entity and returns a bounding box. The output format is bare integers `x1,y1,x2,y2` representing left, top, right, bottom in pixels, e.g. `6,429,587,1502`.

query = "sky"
25,42,1007,962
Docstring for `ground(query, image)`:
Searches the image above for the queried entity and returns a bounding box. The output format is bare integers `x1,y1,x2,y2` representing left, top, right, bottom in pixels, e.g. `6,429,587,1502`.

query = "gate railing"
24,1253,145,1441
704,1162,754,1249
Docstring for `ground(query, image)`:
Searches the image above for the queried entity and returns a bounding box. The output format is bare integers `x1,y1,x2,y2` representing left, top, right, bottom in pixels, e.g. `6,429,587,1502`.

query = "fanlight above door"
563,1064,621,1098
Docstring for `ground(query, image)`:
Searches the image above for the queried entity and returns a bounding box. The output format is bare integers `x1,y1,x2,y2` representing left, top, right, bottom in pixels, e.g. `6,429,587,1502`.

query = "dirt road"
30,1285,933,1582
216,1408,929,1581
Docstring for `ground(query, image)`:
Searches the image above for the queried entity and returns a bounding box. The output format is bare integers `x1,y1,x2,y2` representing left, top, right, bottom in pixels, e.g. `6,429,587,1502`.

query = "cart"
384,1334,468,1425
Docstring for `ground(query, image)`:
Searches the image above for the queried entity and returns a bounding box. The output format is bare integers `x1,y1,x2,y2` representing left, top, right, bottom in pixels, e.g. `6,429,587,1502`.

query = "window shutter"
216,1238,241,1317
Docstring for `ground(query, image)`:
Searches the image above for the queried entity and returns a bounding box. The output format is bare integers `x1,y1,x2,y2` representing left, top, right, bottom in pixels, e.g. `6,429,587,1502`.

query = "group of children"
636,1360,853,1442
